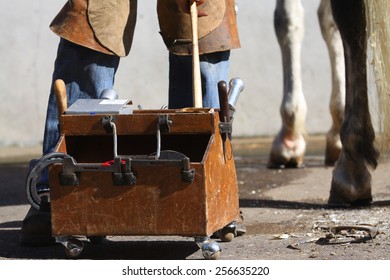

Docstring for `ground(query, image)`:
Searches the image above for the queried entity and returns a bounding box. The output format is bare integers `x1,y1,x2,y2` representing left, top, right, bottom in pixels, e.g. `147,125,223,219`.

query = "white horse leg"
328,0,379,206
318,0,345,166
269,0,307,168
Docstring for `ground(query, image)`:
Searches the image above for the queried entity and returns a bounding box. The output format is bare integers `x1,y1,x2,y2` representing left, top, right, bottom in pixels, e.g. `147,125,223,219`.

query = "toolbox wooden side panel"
50,163,208,236
61,112,215,136
202,112,240,235
203,134,240,235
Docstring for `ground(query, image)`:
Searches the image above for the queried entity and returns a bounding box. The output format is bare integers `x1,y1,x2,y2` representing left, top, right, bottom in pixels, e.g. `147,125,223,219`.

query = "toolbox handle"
58,151,196,187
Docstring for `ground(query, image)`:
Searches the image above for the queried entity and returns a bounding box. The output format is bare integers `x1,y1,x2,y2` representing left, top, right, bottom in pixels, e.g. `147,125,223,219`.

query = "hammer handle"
218,81,231,141
54,79,67,117
190,2,203,108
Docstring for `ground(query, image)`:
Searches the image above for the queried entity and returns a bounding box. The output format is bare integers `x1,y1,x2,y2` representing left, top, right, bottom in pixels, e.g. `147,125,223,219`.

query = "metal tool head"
228,77,245,107
100,88,118,100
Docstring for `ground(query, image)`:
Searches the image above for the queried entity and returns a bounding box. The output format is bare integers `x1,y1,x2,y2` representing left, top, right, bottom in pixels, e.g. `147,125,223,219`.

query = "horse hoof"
328,189,373,208
328,198,373,208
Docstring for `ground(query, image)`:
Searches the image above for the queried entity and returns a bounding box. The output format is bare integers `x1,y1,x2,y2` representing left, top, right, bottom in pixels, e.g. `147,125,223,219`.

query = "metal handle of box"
59,152,195,186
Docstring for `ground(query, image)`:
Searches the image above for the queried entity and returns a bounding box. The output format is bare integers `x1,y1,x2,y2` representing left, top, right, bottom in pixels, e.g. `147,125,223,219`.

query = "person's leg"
20,39,120,246
43,38,120,154
168,50,230,109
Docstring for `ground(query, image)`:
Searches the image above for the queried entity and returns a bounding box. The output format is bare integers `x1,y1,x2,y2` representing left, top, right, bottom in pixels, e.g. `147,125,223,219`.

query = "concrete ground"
1,135,390,260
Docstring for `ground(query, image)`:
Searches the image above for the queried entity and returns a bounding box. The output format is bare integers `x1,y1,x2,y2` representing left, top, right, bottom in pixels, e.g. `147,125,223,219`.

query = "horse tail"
365,0,390,156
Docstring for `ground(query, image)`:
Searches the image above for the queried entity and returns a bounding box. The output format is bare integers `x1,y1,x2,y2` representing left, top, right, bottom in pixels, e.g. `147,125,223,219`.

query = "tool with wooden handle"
218,81,230,126
218,81,232,141
190,2,203,108
54,79,67,117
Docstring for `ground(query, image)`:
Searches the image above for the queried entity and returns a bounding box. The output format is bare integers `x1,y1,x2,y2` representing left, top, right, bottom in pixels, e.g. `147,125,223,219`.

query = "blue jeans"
43,39,120,154
35,39,230,191
168,51,230,109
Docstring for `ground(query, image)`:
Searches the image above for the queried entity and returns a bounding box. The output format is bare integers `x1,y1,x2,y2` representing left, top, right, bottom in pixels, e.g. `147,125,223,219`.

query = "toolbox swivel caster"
201,241,221,260
216,221,246,242
60,238,84,258
220,226,235,242
195,237,222,260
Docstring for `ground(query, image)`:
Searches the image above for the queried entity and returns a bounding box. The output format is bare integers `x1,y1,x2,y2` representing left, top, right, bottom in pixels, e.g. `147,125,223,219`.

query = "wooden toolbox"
49,108,240,244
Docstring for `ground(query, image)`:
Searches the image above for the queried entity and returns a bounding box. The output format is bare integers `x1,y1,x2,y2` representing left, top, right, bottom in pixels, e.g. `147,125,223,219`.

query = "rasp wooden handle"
54,79,67,117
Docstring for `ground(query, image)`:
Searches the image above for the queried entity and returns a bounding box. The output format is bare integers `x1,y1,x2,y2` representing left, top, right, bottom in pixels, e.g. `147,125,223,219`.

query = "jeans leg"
168,50,230,109
33,39,119,191
42,39,120,155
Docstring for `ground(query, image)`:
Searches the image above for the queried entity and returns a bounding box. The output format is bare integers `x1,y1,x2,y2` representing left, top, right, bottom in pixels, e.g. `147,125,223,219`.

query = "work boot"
19,197,54,246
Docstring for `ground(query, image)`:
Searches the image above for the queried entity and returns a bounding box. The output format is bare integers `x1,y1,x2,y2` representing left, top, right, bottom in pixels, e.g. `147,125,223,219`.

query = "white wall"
0,0,333,147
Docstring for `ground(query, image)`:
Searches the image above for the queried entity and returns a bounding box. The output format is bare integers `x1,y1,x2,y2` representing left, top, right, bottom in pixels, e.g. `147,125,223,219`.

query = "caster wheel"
64,238,84,258
220,227,235,242
201,240,221,260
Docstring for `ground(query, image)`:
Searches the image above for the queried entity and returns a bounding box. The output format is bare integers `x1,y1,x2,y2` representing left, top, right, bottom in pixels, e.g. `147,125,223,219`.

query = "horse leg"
328,0,379,206
269,0,307,168
317,0,345,166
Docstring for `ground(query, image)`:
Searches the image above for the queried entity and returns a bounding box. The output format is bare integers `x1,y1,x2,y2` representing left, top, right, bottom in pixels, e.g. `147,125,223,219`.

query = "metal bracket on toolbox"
60,156,80,186
180,156,195,183
219,121,232,135
101,115,116,131
158,114,172,133
112,157,137,186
